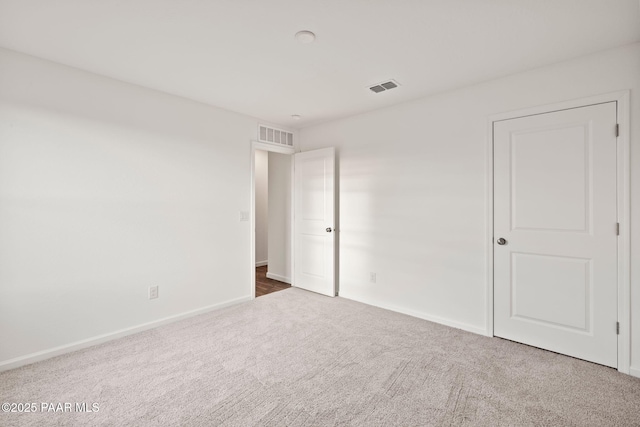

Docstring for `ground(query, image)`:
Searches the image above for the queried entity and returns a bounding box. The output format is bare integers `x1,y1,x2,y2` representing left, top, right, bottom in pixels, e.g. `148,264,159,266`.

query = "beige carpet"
1,288,639,426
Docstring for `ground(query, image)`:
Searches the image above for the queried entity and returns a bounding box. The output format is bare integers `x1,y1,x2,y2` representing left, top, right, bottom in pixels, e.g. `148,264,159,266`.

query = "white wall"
254,149,269,266
0,48,256,367
300,43,640,375
267,152,291,283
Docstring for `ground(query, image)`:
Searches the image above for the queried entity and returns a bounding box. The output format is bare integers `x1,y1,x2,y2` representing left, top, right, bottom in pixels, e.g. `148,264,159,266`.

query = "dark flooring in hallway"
256,265,290,297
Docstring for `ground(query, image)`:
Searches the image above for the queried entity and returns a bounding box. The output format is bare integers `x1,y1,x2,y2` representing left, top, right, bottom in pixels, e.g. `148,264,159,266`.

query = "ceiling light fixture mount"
291,114,301,120
295,30,316,44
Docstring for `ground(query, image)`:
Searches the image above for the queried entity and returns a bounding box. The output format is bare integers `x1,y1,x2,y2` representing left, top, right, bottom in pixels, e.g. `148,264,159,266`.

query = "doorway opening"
251,142,295,298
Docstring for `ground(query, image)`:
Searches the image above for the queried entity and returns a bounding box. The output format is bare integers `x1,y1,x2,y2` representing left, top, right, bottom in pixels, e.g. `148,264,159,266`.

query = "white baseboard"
0,295,251,372
266,272,291,284
339,290,487,336
630,366,640,378
255,260,268,267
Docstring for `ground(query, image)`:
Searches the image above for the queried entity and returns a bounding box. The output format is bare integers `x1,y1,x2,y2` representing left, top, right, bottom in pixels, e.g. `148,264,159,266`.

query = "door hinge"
615,124,619,137
616,322,620,335
616,222,620,236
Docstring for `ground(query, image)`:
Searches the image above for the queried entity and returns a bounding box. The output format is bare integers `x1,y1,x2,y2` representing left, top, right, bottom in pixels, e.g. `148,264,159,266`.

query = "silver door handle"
326,227,332,233
497,237,507,245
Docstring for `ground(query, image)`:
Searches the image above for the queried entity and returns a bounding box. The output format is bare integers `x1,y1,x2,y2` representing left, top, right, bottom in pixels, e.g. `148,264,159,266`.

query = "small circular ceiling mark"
295,31,316,44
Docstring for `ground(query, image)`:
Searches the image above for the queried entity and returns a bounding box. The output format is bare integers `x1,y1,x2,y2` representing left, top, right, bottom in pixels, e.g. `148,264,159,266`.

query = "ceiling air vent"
369,79,400,94
258,124,294,147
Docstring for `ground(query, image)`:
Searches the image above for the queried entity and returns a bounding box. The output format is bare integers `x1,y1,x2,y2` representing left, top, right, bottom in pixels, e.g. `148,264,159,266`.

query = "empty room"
1,1,640,426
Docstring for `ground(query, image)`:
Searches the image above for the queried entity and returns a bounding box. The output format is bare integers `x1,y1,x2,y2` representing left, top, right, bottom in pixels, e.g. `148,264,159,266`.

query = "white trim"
255,260,268,267
266,272,292,284
0,295,251,372
250,144,256,300
250,140,295,300
484,117,495,337
630,366,640,379
489,91,629,122
252,140,295,155
616,91,631,375
340,291,486,336
290,154,296,287
485,90,631,374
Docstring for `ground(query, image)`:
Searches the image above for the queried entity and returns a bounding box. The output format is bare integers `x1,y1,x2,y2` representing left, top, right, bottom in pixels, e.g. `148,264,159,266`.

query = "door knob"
326,227,333,233
497,238,507,245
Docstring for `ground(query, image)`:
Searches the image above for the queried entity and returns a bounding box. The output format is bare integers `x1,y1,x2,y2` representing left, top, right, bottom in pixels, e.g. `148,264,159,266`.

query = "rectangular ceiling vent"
369,79,400,94
258,124,294,147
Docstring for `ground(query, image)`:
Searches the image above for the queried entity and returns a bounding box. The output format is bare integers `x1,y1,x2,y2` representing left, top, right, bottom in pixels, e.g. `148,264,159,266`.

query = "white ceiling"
0,1,639,128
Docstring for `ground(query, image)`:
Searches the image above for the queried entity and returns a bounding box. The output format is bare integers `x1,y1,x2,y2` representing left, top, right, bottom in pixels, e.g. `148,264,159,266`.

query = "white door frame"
250,140,295,300
485,91,631,374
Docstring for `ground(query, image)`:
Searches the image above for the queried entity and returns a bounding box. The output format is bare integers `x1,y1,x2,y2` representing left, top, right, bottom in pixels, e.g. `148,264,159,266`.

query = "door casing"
485,91,631,374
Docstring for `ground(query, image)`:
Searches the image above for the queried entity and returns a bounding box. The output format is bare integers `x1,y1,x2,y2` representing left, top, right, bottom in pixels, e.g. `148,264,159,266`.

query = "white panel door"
494,102,618,367
294,147,335,297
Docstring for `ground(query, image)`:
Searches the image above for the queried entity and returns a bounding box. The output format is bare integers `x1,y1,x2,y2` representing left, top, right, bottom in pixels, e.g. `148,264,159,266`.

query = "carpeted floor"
1,288,639,426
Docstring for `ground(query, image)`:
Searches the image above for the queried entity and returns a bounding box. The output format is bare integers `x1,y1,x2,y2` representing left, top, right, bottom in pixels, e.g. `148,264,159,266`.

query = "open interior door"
293,147,336,297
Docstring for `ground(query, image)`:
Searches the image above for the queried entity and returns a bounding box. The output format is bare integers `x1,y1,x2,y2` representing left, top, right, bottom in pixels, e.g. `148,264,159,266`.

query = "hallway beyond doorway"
256,265,290,297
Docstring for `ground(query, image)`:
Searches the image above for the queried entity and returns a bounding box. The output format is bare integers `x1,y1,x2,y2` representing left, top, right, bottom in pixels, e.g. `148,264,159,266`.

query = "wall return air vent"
258,124,294,147
369,79,400,93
